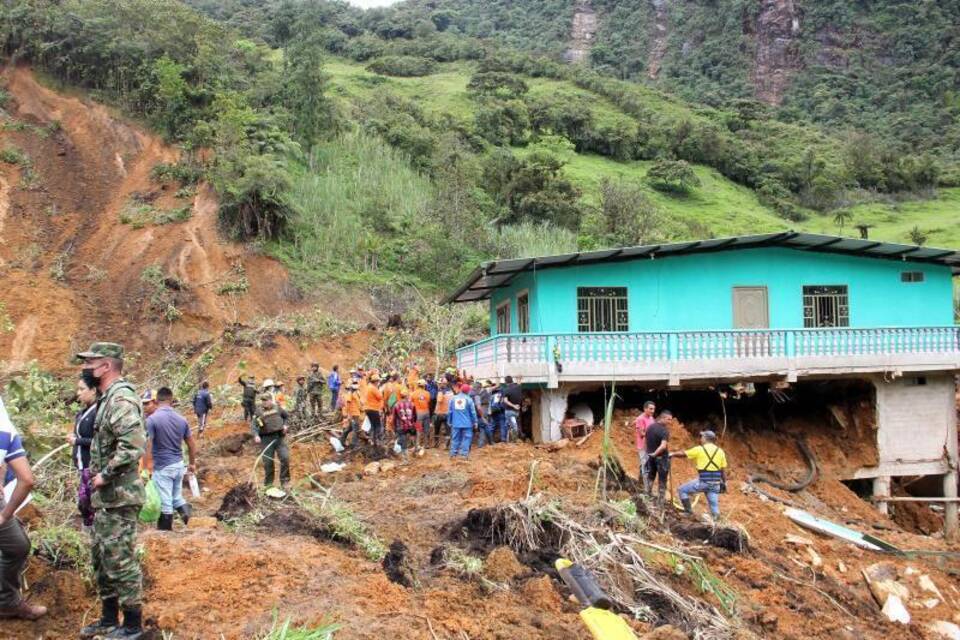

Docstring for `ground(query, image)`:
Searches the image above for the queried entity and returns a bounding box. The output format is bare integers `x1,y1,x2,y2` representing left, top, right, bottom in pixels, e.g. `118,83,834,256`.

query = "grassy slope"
324,57,960,248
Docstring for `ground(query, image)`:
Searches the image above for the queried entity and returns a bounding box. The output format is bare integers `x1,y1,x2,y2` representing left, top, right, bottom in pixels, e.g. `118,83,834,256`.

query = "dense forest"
1,0,957,294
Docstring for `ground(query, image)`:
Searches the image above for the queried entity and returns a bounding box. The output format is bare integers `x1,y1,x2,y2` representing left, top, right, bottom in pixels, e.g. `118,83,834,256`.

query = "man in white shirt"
0,396,47,620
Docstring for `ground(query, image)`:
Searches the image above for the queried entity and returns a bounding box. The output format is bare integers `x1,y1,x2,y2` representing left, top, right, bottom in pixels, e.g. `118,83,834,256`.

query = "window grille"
517,293,530,333
900,271,924,283
577,287,628,332
802,285,849,328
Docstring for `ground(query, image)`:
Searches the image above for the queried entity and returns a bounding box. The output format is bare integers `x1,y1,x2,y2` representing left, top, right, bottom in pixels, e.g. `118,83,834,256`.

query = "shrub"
366,55,436,77
645,160,701,194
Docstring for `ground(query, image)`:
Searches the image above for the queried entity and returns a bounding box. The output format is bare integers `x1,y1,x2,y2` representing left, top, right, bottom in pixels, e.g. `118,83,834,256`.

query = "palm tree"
832,209,853,233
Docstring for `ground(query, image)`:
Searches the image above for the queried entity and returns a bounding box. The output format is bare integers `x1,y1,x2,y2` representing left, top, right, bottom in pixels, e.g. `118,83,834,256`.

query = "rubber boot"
79,597,119,638
157,513,174,531
680,497,693,514
176,503,192,525
106,607,143,639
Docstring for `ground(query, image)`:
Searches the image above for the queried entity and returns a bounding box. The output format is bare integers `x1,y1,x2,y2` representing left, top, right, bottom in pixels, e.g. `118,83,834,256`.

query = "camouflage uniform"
293,382,308,420
89,374,146,609
252,396,290,487
306,369,325,417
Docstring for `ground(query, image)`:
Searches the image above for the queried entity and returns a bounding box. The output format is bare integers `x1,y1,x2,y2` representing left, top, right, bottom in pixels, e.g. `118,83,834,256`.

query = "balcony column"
535,386,568,443
872,476,891,516
946,405,959,540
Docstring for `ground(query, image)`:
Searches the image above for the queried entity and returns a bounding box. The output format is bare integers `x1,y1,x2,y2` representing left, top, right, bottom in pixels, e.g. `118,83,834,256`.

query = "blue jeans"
450,426,473,457
503,410,519,442
154,461,187,515
678,478,721,517
476,417,494,447
491,412,505,442
331,388,340,409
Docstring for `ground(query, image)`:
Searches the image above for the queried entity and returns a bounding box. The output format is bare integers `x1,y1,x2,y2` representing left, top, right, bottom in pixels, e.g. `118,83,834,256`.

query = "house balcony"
455,326,960,387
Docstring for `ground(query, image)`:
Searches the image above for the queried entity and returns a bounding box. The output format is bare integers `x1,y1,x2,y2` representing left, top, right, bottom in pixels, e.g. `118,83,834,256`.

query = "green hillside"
3,0,958,299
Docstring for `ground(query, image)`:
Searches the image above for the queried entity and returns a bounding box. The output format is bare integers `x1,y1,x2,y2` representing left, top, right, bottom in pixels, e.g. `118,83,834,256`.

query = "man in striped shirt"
0,396,47,620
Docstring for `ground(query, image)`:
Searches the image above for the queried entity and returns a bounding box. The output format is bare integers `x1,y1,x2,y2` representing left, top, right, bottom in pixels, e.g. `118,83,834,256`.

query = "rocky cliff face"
565,1,597,64
752,0,801,105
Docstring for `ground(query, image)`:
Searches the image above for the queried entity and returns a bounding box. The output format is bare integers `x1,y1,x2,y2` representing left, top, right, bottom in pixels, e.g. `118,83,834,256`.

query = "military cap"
75,342,124,360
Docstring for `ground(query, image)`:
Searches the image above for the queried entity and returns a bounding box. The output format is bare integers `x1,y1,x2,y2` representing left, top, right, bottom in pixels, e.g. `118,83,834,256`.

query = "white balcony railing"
456,326,960,379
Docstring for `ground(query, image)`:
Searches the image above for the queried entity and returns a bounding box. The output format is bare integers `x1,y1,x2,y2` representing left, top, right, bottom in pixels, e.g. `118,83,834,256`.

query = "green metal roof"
446,232,960,303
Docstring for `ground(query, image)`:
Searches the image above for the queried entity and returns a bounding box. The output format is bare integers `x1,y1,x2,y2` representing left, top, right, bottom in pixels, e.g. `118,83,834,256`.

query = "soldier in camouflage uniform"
306,363,325,417
293,376,308,421
252,393,290,488
76,343,147,640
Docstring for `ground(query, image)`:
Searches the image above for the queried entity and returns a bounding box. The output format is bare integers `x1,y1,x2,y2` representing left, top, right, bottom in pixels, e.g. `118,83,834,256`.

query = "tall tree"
284,35,337,149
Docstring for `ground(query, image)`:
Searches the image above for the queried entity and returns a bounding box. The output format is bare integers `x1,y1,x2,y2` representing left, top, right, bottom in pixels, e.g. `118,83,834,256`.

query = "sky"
346,0,401,8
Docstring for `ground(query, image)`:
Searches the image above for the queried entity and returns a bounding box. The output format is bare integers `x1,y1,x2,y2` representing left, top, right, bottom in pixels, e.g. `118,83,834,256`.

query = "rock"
880,594,910,624
927,621,960,640
320,462,345,473
784,534,814,546
540,438,569,452
862,562,910,606
806,547,823,570
920,598,941,609
187,516,218,529
919,574,946,601
364,461,380,475
484,546,526,582
643,625,688,640
379,460,397,473
837,560,847,573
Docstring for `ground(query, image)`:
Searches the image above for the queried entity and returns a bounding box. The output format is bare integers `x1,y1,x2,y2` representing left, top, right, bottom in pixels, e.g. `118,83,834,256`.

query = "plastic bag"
330,436,344,453
138,472,161,523
361,416,371,433
188,473,201,498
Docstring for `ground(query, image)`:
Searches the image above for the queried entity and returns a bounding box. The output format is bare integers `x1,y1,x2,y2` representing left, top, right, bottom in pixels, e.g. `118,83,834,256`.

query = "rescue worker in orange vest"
339,382,363,448
363,373,384,445
432,379,453,448
411,380,431,452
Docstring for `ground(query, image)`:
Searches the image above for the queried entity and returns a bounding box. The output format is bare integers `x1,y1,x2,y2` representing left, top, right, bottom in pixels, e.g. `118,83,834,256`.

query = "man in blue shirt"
192,381,213,436
144,388,197,531
448,383,478,459
327,365,341,412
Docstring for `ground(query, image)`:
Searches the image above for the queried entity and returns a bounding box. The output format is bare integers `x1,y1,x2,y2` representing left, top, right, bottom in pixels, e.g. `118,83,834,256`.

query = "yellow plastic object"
579,607,638,640
555,558,574,570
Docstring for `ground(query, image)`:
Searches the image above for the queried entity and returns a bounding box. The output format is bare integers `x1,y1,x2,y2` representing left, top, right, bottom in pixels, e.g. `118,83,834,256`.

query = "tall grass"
280,131,434,279
493,221,579,259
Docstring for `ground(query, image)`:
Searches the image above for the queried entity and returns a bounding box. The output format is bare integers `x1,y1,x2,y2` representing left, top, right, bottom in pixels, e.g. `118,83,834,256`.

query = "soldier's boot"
79,597,119,638
106,607,143,639
176,504,191,525
157,514,174,531
680,497,693,514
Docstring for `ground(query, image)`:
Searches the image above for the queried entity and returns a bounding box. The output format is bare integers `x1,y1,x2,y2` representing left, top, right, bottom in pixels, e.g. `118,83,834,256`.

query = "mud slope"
0,66,297,370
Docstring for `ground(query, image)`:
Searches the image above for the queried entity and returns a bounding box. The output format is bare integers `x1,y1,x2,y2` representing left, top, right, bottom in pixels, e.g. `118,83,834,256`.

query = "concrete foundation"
859,374,959,539
536,387,568,443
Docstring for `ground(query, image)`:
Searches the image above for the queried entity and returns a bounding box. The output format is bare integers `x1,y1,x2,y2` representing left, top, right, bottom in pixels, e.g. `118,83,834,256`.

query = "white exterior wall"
859,375,956,478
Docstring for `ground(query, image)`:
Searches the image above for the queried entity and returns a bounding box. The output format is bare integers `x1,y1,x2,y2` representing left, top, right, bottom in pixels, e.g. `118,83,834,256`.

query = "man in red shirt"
635,401,656,492
391,389,418,461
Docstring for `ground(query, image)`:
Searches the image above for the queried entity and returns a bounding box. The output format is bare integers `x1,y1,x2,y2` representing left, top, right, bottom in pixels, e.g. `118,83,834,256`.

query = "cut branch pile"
459,496,738,640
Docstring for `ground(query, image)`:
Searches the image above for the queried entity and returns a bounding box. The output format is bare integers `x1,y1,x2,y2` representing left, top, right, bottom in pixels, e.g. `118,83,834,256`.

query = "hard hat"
417,379,426,387
262,379,275,389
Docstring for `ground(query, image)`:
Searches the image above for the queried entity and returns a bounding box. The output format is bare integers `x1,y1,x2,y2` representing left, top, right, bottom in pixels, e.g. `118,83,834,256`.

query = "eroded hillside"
0,67,300,371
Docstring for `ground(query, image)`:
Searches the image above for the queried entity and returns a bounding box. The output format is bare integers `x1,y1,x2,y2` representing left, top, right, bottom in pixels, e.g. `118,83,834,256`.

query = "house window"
496,301,511,334
517,293,530,333
803,285,849,328
577,287,628,332
901,271,924,283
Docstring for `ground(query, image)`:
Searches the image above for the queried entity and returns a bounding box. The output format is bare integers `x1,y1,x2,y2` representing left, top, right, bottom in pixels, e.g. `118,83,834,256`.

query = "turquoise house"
448,232,960,537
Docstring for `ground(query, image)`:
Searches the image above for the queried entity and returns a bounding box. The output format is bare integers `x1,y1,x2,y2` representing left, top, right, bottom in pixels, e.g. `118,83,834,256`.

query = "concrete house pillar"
533,387,568,443
872,374,958,539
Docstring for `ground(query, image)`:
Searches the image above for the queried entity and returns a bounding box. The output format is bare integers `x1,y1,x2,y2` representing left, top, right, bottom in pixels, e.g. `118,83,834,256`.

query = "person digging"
670,429,728,520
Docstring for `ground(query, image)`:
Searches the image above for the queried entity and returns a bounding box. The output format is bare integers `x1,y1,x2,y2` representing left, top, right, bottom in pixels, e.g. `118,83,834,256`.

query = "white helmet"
262,378,275,389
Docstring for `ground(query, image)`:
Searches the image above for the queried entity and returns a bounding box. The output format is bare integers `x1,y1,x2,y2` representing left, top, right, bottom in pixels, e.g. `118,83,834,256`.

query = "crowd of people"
236,363,528,488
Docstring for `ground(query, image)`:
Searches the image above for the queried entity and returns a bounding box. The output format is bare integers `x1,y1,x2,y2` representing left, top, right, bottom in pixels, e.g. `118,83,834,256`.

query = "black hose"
747,437,818,493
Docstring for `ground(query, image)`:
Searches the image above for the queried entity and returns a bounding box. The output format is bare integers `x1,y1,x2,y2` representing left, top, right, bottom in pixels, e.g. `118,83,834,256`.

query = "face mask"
81,366,101,389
